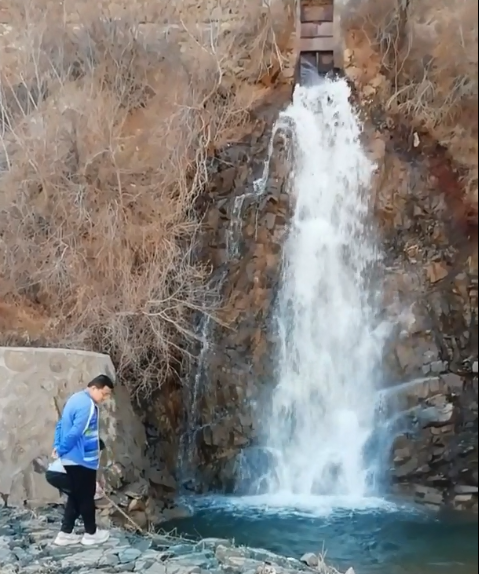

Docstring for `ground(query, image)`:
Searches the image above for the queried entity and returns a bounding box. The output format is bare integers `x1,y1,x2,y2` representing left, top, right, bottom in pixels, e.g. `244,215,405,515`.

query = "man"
52,374,114,547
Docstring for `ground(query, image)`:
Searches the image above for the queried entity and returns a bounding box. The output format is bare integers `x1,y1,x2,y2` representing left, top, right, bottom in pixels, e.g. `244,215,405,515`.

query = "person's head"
87,374,114,404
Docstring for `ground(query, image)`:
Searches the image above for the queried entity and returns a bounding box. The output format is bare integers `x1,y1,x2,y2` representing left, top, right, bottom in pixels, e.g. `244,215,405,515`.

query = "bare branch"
0,0,294,397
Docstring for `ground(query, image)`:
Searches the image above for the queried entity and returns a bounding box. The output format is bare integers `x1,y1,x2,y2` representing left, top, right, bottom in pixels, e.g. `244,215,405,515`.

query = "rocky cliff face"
173,47,478,513
344,29,478,511
375,141,478,512
185,95,294,492
142,87,293,496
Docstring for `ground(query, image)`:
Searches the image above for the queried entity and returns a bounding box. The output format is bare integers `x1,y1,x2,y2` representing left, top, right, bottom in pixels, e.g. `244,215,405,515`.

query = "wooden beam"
299,36,336,52
301,5,334,23
301,22,334,38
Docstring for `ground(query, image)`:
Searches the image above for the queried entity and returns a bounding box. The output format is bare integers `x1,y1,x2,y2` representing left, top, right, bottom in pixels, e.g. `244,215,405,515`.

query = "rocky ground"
0,506,345,574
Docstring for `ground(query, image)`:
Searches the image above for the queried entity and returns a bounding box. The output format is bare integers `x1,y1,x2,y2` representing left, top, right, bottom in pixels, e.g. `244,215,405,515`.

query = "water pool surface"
162,495,478,574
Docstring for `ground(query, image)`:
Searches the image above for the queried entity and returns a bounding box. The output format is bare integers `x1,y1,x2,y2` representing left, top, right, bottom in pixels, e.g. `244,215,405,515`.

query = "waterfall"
261,77,387,498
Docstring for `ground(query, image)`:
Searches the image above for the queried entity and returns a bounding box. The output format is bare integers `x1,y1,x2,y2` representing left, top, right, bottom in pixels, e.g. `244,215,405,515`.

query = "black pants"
61,465,97,535
45,470,72,496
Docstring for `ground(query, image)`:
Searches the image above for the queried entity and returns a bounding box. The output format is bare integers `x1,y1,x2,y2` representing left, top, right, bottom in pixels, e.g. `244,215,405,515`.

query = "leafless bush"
0,0,294,396
344,0,478,210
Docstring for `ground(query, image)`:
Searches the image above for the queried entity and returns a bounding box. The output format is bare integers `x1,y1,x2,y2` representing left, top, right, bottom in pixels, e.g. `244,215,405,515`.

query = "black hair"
88,374,114,390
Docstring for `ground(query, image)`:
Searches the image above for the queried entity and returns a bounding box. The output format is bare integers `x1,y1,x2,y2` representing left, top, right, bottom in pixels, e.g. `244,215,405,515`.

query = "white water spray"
263,78,386,498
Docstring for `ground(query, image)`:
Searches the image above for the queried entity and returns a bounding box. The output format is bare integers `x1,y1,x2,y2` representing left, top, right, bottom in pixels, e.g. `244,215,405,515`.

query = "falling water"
262,77,387,498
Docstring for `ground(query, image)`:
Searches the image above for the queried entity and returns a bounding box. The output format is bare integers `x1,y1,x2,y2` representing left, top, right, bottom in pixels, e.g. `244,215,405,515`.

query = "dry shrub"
0,0,294,396
345,0,478,212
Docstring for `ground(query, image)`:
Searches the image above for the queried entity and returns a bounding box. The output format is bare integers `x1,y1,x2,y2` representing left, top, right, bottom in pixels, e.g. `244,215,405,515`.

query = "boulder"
0,347,146,505
300,553,319,567
414,485,444,506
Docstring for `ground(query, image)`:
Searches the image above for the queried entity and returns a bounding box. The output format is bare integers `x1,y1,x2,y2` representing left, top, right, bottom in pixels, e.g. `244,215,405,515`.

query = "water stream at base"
162,495,478,574
259,77,389,498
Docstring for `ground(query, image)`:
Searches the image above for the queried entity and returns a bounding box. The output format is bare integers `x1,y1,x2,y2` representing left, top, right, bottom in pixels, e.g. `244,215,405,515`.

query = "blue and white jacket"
53,390,100,470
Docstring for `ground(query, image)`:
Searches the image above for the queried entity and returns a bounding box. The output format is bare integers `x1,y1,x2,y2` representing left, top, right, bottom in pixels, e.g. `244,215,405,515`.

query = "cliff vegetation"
0,0,295,396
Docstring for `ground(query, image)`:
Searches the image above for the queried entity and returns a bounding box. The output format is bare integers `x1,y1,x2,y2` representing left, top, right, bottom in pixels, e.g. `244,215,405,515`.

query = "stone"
473,361,478,374
440,373,463,391
145,565,168,574
454,494,474,504
394,457,419,478
0,548,15,564
167,563,202,574
148,468,177,490
215,544,244,562
427,262,448,284
393,447,412,462
414,485,444,505
454,485,478,495
119,548,143,563
196,538,232,550
418,402,454,427
429,361,448,375
160,504,192,522
99,553,121,566
300,552,319,567
169,544,196,557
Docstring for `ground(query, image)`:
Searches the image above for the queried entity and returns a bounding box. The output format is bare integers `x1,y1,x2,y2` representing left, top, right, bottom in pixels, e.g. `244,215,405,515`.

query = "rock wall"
0,347,146,506
348,41,478,510
389,373,478,512
177,60,479,510
174,88,293,492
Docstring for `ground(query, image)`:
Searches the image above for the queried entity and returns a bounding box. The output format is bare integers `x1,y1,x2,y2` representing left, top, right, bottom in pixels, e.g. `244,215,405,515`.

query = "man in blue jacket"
52,374,114,547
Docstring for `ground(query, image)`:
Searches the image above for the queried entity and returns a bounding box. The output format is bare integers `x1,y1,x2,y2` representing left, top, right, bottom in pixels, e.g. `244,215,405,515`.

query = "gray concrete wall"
0,347,146,506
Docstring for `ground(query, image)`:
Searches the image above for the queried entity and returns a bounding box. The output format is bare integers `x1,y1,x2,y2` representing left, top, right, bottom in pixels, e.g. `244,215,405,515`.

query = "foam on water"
190,493,409,519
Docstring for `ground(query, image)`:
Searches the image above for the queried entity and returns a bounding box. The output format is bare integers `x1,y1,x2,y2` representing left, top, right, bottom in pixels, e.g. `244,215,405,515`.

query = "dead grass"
0,0,294,396
344,0,478,214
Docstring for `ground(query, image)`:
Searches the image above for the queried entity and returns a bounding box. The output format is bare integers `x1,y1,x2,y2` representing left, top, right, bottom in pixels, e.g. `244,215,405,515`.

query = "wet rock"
418,402,454,427
391,369,477,510
160,504,192,522
300,553,319,567
394,457,419,478
454,485,479,495
440,373,464,392
414,485,444,506
148,468,177,491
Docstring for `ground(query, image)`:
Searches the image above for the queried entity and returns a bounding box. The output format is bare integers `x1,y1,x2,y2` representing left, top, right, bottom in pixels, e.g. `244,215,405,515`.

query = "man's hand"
51,448,58,459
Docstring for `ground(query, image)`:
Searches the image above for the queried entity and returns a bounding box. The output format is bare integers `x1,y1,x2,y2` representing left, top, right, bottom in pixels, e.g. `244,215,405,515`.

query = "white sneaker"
81,529,110,546
53,532,82,546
